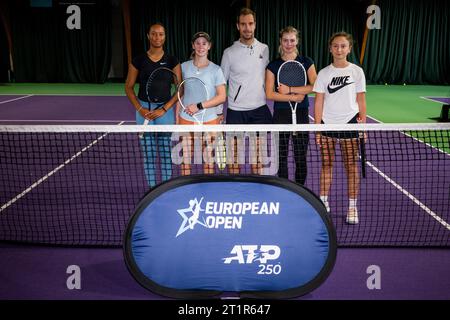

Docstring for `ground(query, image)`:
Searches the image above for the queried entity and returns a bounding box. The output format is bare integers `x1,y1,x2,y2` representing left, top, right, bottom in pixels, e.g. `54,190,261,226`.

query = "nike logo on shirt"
160,62,167,65
327,76,354,93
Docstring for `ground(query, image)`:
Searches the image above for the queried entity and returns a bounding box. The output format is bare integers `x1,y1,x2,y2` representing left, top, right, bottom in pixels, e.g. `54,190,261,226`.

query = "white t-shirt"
313,63,366,124
221,39,269,111
180,60,226,122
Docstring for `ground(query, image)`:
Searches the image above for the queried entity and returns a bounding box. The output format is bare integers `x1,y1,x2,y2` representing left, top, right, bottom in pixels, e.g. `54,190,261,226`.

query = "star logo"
175,197,208,237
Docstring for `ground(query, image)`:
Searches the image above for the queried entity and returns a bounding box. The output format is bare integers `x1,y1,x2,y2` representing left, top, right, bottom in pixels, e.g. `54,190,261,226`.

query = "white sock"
349,198,357,209
320,196,330,212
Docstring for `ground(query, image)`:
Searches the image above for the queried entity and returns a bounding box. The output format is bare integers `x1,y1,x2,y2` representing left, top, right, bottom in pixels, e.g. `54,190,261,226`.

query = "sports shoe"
346,208,359,224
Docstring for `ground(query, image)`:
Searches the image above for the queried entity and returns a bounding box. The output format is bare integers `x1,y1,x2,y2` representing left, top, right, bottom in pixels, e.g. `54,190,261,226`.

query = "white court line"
366,161,450,231
420,96,450,104
309,114,450,230
401,131,449,157
0,95,34,105
0,121,125,214
367,114,449,156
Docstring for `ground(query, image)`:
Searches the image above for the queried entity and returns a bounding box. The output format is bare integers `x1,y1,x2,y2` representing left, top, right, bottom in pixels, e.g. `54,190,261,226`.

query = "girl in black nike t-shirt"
313,32,367,225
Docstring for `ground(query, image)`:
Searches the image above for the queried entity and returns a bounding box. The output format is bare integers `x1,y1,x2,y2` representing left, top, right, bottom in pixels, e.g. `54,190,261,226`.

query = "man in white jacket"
221,8,271,174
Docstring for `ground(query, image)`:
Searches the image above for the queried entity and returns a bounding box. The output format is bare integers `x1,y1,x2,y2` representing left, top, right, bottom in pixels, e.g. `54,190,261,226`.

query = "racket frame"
177,77,209,125
277,60,307,131
139,67,179,138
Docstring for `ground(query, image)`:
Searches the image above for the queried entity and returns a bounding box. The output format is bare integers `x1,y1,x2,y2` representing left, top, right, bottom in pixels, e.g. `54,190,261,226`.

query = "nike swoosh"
160,62,167,65
327,82,354,94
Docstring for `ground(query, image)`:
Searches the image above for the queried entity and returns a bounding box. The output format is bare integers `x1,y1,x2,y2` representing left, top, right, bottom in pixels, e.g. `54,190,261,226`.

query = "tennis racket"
277,60,307,135
139,67,178,138
359,131,366,179
177,77,209,125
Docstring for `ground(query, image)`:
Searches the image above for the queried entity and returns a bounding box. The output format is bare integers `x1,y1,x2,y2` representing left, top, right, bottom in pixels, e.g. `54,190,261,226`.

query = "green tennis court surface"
0,83,126,96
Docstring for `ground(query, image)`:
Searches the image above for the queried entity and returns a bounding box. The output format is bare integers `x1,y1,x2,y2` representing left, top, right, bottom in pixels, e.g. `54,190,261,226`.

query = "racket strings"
178,78,209,122
278,64,307,87
277,61,307,128
146,68,178,104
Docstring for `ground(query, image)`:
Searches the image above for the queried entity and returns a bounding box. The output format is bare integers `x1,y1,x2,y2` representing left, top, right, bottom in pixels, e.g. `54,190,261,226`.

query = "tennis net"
0,123,449,247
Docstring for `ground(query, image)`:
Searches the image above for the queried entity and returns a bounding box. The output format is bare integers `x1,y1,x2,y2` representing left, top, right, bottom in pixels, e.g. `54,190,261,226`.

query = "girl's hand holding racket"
141,109,154,120
138,105,151,119
277,85,305,102
185,104,200,116
277,83,290,95
147,107,166,120
357,113,368,141
292,94,305,102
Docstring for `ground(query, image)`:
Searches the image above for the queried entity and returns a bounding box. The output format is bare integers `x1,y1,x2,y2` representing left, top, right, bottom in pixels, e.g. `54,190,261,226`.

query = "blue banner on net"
124,175,337,299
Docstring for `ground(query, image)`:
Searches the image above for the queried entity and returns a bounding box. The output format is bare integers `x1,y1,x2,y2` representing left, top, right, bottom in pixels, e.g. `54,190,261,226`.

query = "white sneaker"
322,201,330,213
346,208,359,224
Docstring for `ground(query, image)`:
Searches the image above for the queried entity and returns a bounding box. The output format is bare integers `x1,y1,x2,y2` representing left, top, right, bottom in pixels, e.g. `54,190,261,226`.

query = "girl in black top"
125,23,181,187
265,26,317,185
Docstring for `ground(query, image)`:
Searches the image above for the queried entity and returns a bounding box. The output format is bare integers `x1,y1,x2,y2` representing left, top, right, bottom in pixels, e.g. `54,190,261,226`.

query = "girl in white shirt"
177,32,226,175
313,32,367,224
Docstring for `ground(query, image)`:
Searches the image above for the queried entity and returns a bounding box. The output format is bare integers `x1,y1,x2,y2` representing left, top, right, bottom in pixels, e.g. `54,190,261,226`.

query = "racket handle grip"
139,119,149,138
292,112,297,125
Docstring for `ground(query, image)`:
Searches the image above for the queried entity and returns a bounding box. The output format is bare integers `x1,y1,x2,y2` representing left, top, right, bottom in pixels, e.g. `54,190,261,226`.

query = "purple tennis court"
0,95,134,124
1,243,449,300
422,97,450,105
1,94,449,299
